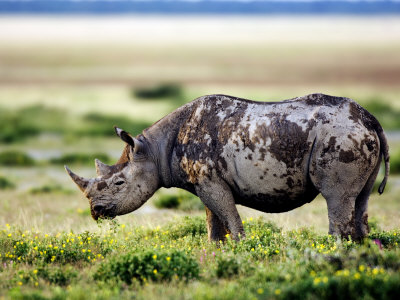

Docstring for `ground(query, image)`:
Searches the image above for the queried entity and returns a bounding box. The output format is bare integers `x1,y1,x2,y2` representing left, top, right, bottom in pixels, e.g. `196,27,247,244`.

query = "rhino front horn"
64,165,90,192
95,159,112,177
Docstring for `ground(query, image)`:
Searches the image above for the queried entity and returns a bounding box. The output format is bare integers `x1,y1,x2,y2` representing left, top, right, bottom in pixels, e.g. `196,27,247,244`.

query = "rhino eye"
115,180,125,186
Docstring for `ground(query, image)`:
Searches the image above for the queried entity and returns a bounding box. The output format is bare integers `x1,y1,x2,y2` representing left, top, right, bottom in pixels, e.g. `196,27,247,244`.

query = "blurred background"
0,0,400,233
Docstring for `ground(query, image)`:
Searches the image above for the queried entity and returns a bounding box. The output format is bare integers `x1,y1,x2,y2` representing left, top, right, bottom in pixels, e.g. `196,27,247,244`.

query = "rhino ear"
114,126,146,157
114,126,135,147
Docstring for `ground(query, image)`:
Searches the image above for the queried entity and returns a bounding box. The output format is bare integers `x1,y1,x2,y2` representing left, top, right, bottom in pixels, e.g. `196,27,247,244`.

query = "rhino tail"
376,125,390,194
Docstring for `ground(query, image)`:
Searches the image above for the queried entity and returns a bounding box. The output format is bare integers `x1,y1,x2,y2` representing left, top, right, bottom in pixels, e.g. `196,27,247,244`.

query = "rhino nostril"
93,204,105,214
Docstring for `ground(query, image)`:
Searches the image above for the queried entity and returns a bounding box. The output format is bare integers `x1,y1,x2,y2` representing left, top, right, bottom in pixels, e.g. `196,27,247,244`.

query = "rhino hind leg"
196,178,245,241
205,207,230,242
354,156,382,239
325,193,358,239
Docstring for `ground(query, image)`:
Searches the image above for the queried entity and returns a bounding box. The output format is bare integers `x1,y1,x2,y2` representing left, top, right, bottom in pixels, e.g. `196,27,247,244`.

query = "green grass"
1,217,399,299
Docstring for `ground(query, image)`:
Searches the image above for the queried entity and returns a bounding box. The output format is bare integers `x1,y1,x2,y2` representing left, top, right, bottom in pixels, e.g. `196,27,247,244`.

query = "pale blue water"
0,0,399,15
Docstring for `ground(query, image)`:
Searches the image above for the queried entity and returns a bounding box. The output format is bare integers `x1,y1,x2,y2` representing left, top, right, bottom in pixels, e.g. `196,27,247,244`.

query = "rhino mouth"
91,203,117,220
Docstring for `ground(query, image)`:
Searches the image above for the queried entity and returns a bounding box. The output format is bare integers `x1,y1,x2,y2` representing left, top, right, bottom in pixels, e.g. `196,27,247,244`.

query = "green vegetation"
153,191,204,211
0,151,112,167
1,218,399,299
94,249,199,284
0,105,151,144
362,98,400,131
133,83,183,100
0,151,35,166
28,184,74,195
50,153,111,166
0,176,15,190
79,113,150,137
390,148,400,174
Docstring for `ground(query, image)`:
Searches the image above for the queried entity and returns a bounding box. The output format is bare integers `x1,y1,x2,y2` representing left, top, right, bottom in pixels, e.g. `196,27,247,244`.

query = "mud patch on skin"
180,156,211,184
339,149,356,163
101,162,129,179
322,136,337,157
267,116,313,169
176,95,250,181
303,93,344,107
97,181,107,191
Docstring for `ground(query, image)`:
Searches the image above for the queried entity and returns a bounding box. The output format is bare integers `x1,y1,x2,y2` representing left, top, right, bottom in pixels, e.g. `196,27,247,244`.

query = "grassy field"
0,16,400,299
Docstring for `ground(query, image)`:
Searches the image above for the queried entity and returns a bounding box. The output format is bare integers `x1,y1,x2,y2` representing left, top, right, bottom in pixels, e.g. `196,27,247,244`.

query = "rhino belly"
224,145,319,213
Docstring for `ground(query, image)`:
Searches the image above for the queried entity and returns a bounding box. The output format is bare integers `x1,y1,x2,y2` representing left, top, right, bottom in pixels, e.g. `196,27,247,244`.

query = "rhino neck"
143,101,195,188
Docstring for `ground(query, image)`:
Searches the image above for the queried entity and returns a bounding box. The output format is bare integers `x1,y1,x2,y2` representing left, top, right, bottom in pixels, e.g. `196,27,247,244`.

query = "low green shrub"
216,256,240,278
0,176,15,190
37,266,77,286
153,194,180,209
0,151,35,166
0,107,40,143
154,191,204,211
94,249,199,284
133,83,183,99
164,216,207,239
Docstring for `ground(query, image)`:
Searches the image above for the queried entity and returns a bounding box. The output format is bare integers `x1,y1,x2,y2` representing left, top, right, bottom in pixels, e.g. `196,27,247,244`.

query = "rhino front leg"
196,178,245,241
205,207,230,243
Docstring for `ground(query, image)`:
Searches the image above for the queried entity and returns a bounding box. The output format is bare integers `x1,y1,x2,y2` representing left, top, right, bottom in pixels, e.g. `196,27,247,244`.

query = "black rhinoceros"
66,93,389,241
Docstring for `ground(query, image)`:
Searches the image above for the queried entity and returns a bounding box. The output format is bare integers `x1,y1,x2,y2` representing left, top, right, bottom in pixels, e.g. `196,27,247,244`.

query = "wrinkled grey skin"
66,93,390,242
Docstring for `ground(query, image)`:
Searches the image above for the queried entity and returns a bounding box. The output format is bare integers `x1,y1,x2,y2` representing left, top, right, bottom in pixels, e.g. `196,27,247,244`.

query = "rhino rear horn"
95,159,113,176
64,165,90,192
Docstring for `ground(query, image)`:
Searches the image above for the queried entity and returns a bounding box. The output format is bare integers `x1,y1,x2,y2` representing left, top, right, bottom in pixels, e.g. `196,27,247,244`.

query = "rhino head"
65,127,160,220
